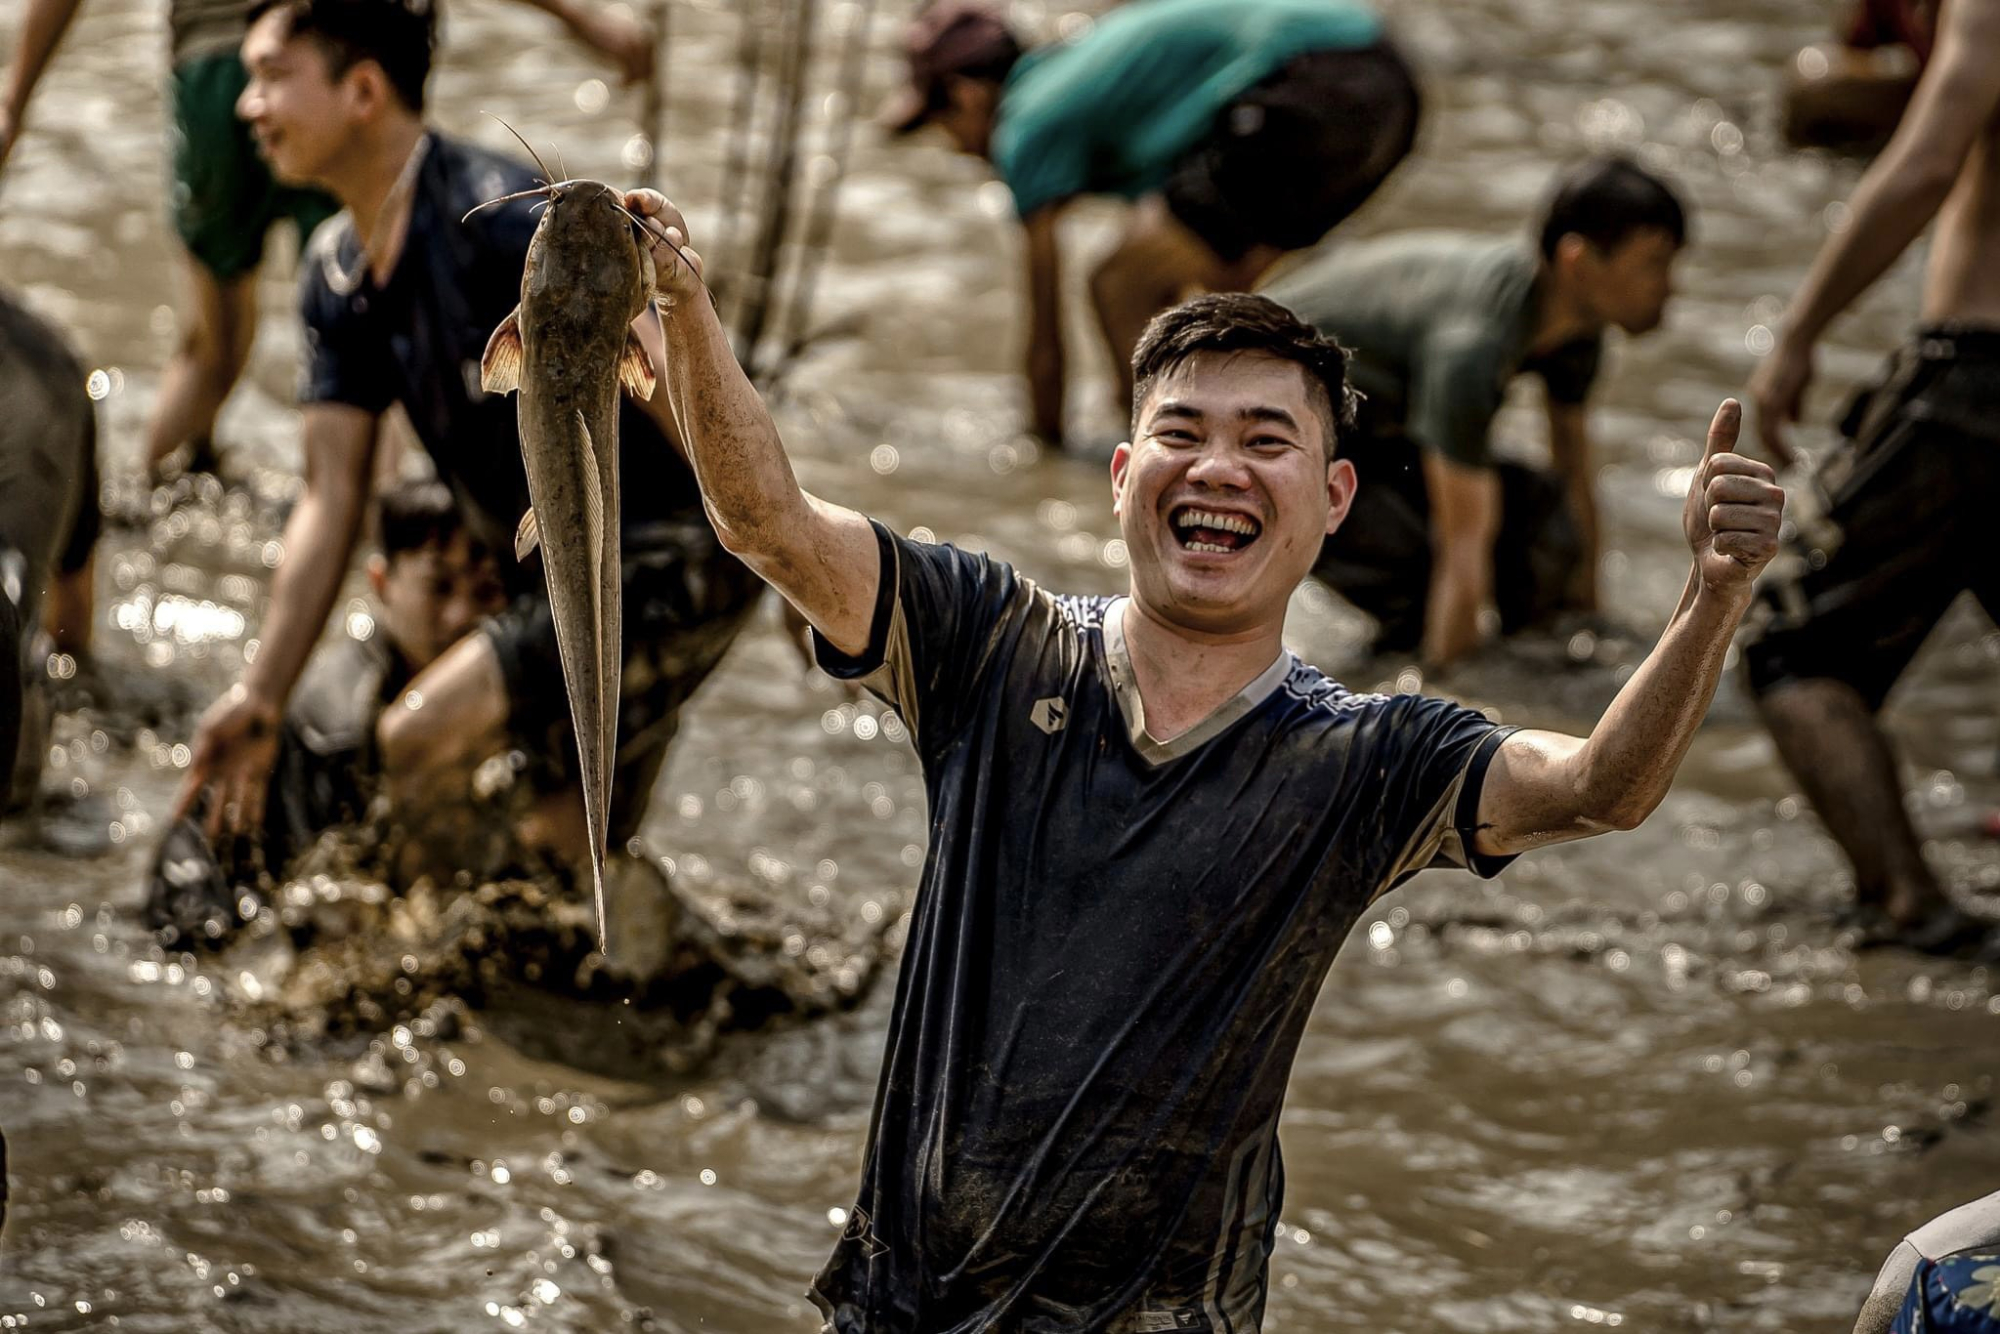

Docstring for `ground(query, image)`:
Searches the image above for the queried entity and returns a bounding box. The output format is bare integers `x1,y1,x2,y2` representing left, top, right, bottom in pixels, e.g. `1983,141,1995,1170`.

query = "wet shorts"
485,519,763,844
1309,426,1582,652
1743,326,2000,710
1163,42,1422,264
169,54,339,281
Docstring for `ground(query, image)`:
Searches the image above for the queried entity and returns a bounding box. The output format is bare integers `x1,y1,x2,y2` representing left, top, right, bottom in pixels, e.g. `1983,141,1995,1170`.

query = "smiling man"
177,0,762,922
633,188,1782,1333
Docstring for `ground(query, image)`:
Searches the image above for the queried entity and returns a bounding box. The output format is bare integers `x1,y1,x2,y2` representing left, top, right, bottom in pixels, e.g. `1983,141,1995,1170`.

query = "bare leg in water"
144,250,259,477
1758,677,1984,950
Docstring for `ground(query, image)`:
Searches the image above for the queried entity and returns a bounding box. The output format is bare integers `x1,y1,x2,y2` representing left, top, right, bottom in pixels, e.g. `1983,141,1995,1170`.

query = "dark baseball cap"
879,0,1022,134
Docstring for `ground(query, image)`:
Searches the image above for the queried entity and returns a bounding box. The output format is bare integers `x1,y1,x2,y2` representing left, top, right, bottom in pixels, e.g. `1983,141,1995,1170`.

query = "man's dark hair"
920,40,1022,122
1538,156,1688,260
247,0,437,112
1130,294,1357,455
376,479,466,559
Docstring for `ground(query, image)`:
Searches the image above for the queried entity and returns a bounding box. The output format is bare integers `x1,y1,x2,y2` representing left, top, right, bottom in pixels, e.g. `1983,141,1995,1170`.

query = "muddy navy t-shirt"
811,524,1515,1334
296,133,706,589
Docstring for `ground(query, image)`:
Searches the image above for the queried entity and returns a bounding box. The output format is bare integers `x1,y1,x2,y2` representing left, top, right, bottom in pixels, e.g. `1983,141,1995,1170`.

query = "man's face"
237,12,365,186
1112,351,1356,637
369,532,507,671
1580,226,1681,334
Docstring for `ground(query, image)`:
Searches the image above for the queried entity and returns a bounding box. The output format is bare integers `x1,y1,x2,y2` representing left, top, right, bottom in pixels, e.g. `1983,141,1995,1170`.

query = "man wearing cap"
885,0,1418,448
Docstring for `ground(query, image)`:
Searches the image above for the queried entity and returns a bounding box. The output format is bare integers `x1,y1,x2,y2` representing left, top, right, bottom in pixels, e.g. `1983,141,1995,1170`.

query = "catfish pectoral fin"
515,507,541,561
618,327,658,402
481,306,525,394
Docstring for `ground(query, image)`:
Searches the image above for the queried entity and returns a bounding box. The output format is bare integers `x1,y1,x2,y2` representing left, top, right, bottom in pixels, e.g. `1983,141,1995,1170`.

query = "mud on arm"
626,189,881,657
1469,401,1783,855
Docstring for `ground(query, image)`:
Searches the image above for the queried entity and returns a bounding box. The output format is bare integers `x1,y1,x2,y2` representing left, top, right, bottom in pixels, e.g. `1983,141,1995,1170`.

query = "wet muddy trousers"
1309,431,1583,653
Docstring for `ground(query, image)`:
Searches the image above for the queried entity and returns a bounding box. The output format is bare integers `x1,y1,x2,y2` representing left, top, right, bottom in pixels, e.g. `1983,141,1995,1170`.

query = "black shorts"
1162,41,1421,263
1744,326,2000,710
1310,427,1581,653
484,519,763,843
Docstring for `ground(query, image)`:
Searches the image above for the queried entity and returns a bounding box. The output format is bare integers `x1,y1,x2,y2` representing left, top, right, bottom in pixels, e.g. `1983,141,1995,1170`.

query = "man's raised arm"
1472,400,1784,855
174,404,378,838
625,189,881,657
1750,0,2000,462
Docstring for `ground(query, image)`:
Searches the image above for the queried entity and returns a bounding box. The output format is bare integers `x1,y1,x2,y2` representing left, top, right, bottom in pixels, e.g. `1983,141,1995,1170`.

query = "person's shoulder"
1275,656,1391,722
427,133,543,245
1910,1190,2000,1258
1049,589,1115,633
298,211,363,316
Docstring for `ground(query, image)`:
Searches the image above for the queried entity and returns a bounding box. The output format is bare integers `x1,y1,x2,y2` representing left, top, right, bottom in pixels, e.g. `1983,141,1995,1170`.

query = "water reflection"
1,0,1997,1329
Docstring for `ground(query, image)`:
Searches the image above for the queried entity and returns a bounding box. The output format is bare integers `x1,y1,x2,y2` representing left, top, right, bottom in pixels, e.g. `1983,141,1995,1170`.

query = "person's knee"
373,698,430,776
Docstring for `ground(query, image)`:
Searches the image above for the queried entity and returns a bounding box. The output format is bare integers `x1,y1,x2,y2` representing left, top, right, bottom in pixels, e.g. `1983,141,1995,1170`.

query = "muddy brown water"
3,0,1999,1329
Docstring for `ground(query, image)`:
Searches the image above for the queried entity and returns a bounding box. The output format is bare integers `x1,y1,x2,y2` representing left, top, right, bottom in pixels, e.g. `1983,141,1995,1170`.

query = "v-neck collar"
1100,598,1293,767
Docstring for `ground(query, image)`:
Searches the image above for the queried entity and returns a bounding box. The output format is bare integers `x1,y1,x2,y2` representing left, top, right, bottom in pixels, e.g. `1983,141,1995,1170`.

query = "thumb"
1702,397,1743,462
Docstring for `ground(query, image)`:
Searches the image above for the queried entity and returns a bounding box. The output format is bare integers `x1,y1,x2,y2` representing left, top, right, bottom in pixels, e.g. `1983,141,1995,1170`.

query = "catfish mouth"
1170,505,1263,555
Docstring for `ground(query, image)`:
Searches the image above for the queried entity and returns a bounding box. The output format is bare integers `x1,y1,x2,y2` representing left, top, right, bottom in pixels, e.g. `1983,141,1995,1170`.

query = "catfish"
476,173,660,952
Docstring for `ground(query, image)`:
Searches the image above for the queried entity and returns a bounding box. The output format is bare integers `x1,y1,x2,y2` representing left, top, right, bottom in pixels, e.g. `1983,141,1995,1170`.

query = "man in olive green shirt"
1268,157,1687,666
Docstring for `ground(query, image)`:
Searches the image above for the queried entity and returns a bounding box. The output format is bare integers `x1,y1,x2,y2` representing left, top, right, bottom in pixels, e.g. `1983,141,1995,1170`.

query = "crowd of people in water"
2,0,1998,1328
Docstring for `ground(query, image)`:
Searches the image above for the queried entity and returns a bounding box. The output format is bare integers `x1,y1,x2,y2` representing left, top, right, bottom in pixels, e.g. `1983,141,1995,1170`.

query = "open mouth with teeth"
1171,506,1263,555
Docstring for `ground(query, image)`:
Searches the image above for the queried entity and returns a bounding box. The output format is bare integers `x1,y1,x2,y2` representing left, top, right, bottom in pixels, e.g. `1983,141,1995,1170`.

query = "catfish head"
518,179,658,355
468,125,663,406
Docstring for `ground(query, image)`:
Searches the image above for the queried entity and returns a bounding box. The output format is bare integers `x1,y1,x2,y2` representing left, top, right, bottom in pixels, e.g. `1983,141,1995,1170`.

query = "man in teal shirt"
883,0,1417,446
1267,157,1688,666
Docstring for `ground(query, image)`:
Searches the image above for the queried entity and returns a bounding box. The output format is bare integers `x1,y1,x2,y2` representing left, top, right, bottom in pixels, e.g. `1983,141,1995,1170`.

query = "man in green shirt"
1267,157,1687,667
883,0,1418,447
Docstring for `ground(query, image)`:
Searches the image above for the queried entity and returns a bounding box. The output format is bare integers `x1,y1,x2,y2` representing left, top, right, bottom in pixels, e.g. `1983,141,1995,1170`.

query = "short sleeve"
1367,694,1518,895
812,522,1024,755
297,233,396,416
1532,336,1603,407
1405,326,1508,469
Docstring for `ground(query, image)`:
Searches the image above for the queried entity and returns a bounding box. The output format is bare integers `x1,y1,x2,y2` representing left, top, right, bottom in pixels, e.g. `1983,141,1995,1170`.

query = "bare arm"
1473,401,1783,854
1751,0,2000,460
511,0,653,83
1420,451,1499,670
174,405,377,836
1022,205,1066,445
1546,399,1598,611
626,189,881,656
0,0,86,172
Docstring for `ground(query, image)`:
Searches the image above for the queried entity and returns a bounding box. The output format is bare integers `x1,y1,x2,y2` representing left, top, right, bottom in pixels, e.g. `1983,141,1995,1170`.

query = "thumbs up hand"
1683,399,1785,598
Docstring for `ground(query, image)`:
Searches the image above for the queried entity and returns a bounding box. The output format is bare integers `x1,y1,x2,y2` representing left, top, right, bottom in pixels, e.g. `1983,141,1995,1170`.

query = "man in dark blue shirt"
175,0,761,901
630,184,1786,1331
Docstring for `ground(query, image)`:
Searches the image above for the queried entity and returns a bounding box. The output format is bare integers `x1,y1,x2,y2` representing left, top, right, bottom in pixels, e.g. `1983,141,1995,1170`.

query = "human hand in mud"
174,683,281,841
622,189,705,307
1746,335,1814,467
1682,399,1784,597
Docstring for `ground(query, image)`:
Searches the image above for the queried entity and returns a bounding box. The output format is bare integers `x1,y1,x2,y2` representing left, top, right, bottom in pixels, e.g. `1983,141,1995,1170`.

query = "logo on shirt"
1030,696,1068,735
1132,1311,1209,1332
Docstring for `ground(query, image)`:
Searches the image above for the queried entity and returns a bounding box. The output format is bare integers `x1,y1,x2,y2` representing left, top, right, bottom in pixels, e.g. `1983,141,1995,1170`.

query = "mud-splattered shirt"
810,523,1515,1334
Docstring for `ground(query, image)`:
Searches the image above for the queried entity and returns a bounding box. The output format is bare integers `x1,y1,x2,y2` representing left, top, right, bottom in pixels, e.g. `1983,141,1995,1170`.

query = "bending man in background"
1270,156,1686,667
883,0,1417,446
173,0,761,936
0,288,94,814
